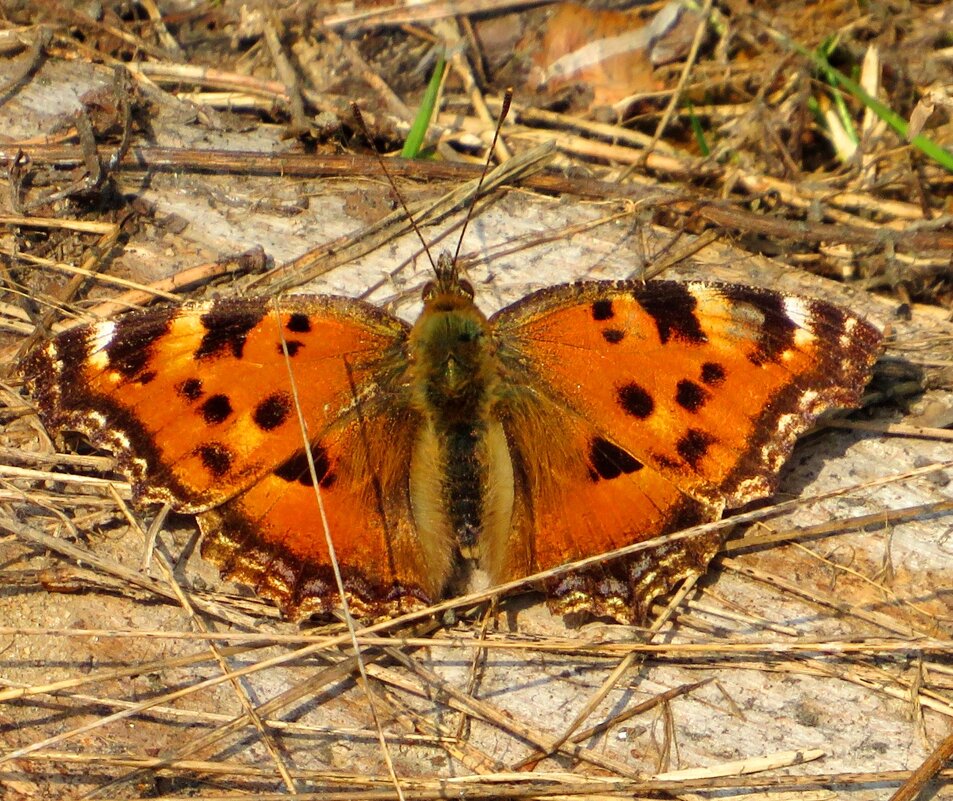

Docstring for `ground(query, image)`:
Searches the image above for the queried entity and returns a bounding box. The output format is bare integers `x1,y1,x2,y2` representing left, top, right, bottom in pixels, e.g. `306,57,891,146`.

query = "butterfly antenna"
351,103,439,272
450,87,513,270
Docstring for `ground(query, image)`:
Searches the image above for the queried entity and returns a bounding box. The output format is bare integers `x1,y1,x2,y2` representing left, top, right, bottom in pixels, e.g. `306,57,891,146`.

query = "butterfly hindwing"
198,410,456,618
487,395,721,621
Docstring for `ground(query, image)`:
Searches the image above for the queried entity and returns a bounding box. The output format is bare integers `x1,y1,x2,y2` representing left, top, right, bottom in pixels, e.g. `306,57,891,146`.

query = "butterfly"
20,254,882,623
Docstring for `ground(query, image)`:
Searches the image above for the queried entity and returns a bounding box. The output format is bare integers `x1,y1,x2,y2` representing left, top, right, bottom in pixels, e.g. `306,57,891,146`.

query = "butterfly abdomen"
442,421,484,547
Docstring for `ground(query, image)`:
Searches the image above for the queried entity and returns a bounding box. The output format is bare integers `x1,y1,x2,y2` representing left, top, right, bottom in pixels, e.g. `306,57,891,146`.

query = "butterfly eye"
458,279,475,299
421,280,436,300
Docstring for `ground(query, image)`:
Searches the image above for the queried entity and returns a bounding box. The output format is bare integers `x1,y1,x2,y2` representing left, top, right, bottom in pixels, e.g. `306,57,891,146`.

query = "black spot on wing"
195,305,265,360
177,377,204,402
677,429,714,468
675,379,707,413
589,437,643,481
254,392,292,431
274,451,309,484
665,498,712,532
198,443,233,476
592,299,614,320
281,340,304,357
275,445,336,488
701,362,726,386
718,285,797,365
105,308,175,378
618,382,654,419
200,394,233,424
287,313,311,333
138,370,156,385
636,284,706,345
602,328,625,344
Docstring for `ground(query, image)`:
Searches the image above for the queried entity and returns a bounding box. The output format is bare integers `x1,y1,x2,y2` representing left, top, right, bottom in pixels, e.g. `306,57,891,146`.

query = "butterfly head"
421,253,475,306
409,254,495,419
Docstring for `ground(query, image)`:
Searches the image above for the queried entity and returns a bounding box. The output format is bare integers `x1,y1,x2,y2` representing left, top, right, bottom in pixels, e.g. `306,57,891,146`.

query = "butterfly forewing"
22,297,409,509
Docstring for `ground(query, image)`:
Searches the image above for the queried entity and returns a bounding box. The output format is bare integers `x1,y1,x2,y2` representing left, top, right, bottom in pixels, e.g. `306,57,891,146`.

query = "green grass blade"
769,28,953,173
686,102,710,156
816,36,858,147
401,54,446,159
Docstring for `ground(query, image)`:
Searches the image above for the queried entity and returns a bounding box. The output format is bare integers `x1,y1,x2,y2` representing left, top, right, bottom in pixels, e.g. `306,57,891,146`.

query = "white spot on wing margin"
87,321,117,371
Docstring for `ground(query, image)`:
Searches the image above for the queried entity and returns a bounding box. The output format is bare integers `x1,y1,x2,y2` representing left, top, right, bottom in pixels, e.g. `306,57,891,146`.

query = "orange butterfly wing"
22,297,452,618
487,281,882,621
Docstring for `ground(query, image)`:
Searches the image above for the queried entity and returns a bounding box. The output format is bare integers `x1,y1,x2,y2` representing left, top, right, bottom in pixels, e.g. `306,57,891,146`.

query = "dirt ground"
0,1,952,799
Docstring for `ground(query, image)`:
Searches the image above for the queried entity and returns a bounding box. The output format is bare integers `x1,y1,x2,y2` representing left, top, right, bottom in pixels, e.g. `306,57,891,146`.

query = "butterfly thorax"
406,275,514,556
409,294,495,421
